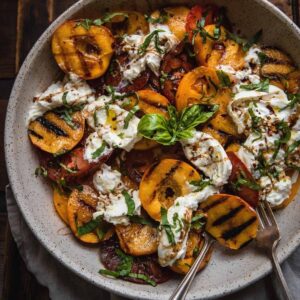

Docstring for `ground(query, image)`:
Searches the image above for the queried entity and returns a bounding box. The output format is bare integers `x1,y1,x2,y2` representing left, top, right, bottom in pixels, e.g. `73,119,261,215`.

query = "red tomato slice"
40,147,112,184
186,5,215,41
227,151,259,208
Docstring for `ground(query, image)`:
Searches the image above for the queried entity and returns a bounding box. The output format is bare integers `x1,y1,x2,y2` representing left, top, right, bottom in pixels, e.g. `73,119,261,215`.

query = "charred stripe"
28,129,43,139
221,216,257,240
36,117,68,137
212,205,244,226
201,196,229,212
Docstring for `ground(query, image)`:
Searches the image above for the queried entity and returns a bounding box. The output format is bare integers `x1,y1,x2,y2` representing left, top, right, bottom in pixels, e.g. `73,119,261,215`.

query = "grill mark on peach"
201,196,229,212
36,116,68,137
212,205,244,226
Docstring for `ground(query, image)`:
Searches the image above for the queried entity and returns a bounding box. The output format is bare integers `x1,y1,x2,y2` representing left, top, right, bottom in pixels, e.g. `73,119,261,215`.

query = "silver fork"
256,201,293,300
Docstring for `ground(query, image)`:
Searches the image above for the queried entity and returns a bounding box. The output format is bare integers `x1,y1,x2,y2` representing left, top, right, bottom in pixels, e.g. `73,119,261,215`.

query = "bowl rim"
5,0,300,299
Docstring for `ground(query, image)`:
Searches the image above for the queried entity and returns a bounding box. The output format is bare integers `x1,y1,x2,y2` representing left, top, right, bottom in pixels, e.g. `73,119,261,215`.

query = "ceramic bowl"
5,0,300,299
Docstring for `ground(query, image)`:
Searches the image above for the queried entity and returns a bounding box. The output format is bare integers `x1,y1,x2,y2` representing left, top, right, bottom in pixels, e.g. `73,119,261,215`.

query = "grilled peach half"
52,20,114,79
28,111,85,155
53,188,69,225
67,186,114,243
107,11,149,35
150,7,190,41
139,159,201,221
176,66,220,111
194,25,245,70
116,223,158,256
170,231,213,274
200,194,258,250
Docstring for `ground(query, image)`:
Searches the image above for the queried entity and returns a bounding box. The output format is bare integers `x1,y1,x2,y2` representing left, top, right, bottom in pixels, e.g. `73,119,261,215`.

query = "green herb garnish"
59,162,78,174
129,215,158,227
272,120,291,160
216,70,231,87
34,166,48,177
91,142,107,160
191,213,206,230
138,104,218,146
257,52,268,65
77,216,103,236
122,190,135,216
138,29,165,55
280,93,300,111
124,105,139,129
77,13,129,30
232,170,261,191
240,79,269,92
189,179,212,192
145,9,169,24
160,207,175,245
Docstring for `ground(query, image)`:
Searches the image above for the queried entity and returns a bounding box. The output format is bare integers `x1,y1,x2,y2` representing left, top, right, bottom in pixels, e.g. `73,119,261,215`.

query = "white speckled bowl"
5,0,300,299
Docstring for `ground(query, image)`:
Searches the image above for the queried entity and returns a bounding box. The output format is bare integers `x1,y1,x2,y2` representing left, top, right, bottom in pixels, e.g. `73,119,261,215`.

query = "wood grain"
0,1,18,78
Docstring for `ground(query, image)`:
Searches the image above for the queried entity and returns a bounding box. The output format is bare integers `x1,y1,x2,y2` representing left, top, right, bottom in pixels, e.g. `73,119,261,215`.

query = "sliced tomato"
186,5,214,41
226,151,259,208
40,147,112,184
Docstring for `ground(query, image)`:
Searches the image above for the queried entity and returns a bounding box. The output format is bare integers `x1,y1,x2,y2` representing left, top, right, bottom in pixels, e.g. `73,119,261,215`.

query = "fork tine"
264,201,279,230
257,202,272,227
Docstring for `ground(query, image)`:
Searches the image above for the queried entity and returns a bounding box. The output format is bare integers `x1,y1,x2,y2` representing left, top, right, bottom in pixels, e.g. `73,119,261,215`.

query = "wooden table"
0,1,296,299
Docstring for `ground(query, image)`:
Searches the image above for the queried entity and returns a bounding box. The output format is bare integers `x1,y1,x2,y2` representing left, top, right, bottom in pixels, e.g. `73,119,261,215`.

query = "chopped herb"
124,105,139,129
91,142,107,160
145,9,169,24
257,52,268,65
159,71,168,86
62,92,68,106
160,207,175,245
34,166,48,177
287,140,300,155
193,247,200,257
172,213,183,233
138,29,165,55
248,107,262,142
96,227,105,240
227,29,263,52
118,132,125,139
93,111,99,127
280,93,300,111
240,79,269,92
122,190,135,216
272,120,291,160
189,179,212,192
216,70,231,87
129,215,158,227
192,12,220,45
59,162,78,174
232,170,261,191
128,273,156,287
77,216,103,236
76,13,129,30
99,269,120,277
191,213,206,230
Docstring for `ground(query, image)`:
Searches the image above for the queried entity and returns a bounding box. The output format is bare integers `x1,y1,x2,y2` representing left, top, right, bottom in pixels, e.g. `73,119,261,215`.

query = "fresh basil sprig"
76,12,129,30
138,104,218,146
138,29,165,55
240,79,269,92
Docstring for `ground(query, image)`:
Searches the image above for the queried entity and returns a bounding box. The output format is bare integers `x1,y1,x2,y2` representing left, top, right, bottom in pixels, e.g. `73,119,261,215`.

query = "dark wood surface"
0,1,296,299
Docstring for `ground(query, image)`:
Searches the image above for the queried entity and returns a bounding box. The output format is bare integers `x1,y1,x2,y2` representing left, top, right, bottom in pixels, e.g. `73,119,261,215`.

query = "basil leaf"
129,215,158,227
240,79,269,92
191,213,206,230
257,52,268,65
189,179,212,192
272,120,291,160
99,269,120,277
91,141,107,159
128,273,156,287
138,29,164,55
122,190,135,216
77,13,128,30
59,162,78,174
77,216,103,236
232,170,261,191
124,105,139,129
287,140,300,154
62,92,68,106
281,93,300,111
34,166,48,177
216,70,231,87
160,207,175,245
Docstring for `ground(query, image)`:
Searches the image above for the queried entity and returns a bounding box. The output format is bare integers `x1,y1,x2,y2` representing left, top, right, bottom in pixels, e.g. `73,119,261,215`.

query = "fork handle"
269,245,293,300
169,237,214,300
